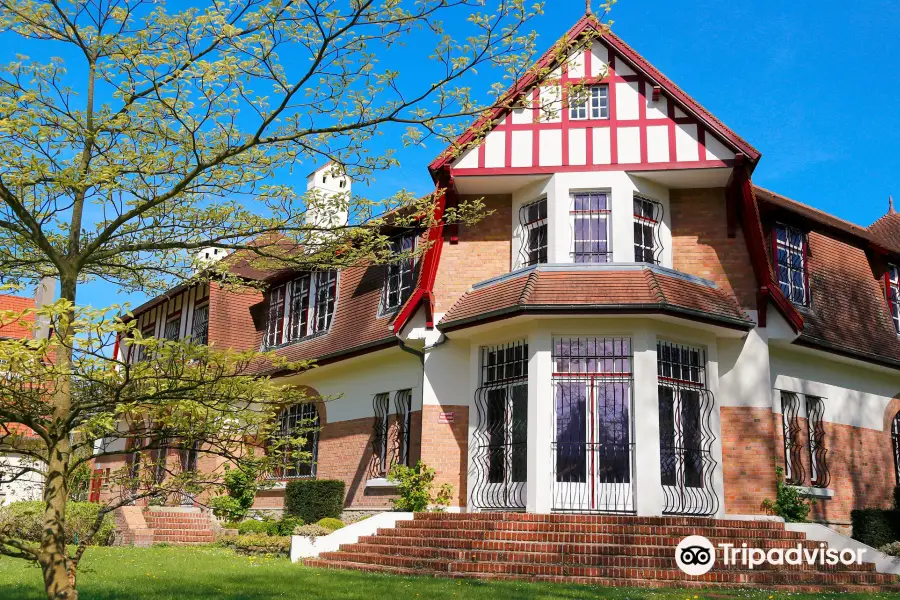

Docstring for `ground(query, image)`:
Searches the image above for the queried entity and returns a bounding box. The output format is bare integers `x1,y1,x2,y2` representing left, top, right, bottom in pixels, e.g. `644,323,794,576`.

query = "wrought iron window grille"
191,304,209,345
806,395,829,488
657,341,719,517
551,337,635,514
518,198,548,268
368,390,413,480
471,341,529,511
570,192,612,264
892,411,900,486
633,196,664,265
269,403,319,479
780,391,806,486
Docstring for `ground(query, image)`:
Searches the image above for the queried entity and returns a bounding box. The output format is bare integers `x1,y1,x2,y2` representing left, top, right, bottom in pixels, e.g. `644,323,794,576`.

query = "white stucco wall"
0,454,43,505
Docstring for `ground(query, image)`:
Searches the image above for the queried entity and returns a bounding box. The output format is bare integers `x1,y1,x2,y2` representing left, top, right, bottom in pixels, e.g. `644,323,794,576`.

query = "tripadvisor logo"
675,535,867,576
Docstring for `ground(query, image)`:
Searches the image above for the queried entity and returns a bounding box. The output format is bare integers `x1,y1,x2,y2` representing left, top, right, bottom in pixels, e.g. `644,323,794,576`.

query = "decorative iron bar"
551,337,635,514
780,391,806,486
369,393,391,479
392,389,413,469
471,341,528,511
657,341,719,516
518,198,547,267
634,195,664,265
270,403,319,479
893,412,900,486
805,395,829,488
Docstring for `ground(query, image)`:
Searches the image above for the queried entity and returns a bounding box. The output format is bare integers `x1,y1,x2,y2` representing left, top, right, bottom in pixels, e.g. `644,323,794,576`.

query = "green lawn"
0,546,899,600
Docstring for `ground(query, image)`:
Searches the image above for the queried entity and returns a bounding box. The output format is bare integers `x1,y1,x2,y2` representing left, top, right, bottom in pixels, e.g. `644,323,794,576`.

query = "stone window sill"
365,478,397,489
790,485,835,499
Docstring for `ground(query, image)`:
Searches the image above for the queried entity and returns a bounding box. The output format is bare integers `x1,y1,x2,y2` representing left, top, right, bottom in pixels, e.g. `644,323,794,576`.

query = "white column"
632,327,664,516
526,329,553,513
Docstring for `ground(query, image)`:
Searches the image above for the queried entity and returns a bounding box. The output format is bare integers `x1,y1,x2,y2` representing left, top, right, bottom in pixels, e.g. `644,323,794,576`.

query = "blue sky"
11,1,899,308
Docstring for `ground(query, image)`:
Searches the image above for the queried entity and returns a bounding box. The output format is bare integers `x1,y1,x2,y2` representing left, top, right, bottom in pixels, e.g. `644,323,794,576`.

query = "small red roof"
0,294,35,340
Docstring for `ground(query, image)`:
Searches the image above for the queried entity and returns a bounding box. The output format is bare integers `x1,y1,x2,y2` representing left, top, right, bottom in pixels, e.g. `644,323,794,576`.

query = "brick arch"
882,395,900,432
273,385,327,424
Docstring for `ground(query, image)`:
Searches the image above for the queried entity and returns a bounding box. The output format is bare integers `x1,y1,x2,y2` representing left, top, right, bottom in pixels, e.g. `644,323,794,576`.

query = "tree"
0,0,547,598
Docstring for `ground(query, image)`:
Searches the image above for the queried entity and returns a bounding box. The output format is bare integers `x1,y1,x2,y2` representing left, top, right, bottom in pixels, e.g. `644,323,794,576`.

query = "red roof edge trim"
734,166,804,333
393,177,450,334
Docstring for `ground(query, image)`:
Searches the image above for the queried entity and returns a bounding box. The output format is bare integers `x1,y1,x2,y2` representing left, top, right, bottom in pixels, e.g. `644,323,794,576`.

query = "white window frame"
569,85,609,121
570,191,612,263
888,264,900,334
381,233,418,313
265,271,338,348
774,223,809,306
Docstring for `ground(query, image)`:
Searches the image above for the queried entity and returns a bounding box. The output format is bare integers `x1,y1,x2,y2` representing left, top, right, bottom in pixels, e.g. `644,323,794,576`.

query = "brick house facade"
98,14,900,530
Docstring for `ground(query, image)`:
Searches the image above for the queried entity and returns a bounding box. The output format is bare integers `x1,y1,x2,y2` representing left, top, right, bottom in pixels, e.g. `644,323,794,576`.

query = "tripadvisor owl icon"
675,535,716,576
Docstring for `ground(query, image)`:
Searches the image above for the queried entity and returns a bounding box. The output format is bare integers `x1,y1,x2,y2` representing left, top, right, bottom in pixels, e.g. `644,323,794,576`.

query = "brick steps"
142,509,217,546
305,512,900,592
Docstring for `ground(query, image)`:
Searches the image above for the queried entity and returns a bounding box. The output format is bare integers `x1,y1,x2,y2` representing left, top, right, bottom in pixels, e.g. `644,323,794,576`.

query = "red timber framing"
428,14,759,177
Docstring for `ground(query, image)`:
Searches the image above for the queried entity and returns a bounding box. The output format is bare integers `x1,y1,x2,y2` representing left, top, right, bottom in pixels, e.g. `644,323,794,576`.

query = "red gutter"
733,164,804,332
393,173,452,334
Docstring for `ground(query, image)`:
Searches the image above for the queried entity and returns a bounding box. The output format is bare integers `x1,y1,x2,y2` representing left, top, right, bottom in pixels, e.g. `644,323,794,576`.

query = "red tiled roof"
867,210,900,256
438,267,752,331
755,186,873,243
0,294,35,340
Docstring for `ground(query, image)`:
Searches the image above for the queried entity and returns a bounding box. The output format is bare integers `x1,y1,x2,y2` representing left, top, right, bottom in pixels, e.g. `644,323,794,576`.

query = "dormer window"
773,223,809,306
265,271,338,348
519,198,547,267
381,233,417,312
569,85,609,120
886,264,900,334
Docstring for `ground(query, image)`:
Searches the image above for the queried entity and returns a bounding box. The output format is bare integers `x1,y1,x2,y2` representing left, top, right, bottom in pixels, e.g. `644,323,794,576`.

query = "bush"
209,465,260,522
0,501,115,546
761,467,813,522
237,519,270,535
293,523,331,538
222,534,290,556
284,479,344,524
387,461,453,512
879,541,900,557
268,516,304,537
316,517,344,531
851,508,900,549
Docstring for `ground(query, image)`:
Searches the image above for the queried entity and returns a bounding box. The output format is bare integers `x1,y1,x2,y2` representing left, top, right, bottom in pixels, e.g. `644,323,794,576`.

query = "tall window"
163,316,181,341
892,411,900,486
264,271,338,347
382,233,417,312
519,198,547,267
886,264,900,334
774,223,809,306
780,391,804,485
191,304,209,345
571,192,611,263
779,391,828,488
634,196,662,264
371,393,391,477
369,389,413,479
272,403,320,479
806,395,828,488
569,85,609,120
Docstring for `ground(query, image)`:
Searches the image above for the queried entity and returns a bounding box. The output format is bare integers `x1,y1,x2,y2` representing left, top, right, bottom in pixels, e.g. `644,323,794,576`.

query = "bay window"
265,271,338,348
570,191,611,263
634,196,662,264
519,198,547,267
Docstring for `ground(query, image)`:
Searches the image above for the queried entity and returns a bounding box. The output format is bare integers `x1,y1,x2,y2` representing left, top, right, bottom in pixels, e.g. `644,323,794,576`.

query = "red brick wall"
721,406,779,515
433,195,512,313
208,283,263,352
418,404,469,507
670,188,757,310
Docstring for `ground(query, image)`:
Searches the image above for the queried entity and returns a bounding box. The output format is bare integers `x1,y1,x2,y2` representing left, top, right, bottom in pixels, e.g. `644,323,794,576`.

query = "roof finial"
891,195,896,215
586,0,592,14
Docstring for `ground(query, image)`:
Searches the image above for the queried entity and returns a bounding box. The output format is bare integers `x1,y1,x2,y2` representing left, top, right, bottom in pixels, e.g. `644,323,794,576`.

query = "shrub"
284,479,344,524
237,519,270,535
387,461,453,512
879,541,900,557
209,464,260,522
293,523,331,538
268,516,304,537
0,501,115,546
761,467,813,522
222,533,290,556
316,517,344,531
851,508,900,549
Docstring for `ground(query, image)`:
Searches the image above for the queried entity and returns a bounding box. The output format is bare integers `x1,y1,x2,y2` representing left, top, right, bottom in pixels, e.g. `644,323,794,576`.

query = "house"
101,14,900,535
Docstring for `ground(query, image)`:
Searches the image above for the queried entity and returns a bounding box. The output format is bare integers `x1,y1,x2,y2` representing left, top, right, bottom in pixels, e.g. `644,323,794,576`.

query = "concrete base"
785,522,900,575
291,512,413,562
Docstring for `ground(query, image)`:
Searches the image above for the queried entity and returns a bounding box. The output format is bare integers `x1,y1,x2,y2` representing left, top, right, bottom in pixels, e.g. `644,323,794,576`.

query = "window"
163,316,181,341
191,304,209,345
634,196,662,264
569,85,609,120
774,224,809,306
780,391,804,485
264,271,338,347
780,391,828,488
519,198,547,267
892,411,900,486
381,233,417,312
806,395,828,488
371,393,391,478
272,403,320,479
886,264,900,334
369,389,413,479
130,324,155,363
571,192,611,263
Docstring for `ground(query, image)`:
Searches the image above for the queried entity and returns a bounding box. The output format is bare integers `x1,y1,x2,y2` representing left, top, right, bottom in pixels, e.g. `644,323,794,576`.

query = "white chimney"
305,162,350,231
33,276,56,340
194,247,231,269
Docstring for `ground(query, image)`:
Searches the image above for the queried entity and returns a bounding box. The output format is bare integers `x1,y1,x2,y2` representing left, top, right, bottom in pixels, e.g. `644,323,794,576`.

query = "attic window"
265,271,338,347
773,223,809,306
569,85,609,121
381,233,418,313
887,264,900,334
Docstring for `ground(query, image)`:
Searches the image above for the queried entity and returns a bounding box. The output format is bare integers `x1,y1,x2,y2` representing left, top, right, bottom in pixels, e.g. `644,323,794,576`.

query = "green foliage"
761,467,813,522
387,461,453,513
0,501,115,546
293,523,332,538
851,509,900,549
879,541,900,557
236,520,269,535
316,517,344,532
210,465,261,522
284,480,344,524
221,534,291,557
235,516,303,537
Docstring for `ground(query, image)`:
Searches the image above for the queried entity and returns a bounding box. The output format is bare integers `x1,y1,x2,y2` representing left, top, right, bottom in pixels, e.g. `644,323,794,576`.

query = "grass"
0,546,899,600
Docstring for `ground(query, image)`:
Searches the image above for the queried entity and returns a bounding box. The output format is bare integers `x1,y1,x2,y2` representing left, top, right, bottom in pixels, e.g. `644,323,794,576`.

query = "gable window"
191,304,209,345
773,223,809,306
519,198,547,267
271,403,320,479
265,271,339,347
381,233,417,312
571,192,611,263
886,264,900,334
569,85,609,120
634,196,662,264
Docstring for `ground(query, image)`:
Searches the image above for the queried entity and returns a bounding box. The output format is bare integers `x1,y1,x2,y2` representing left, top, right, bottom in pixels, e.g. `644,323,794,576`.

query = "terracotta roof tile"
439,266,751,331
0,294,34,339
868,211,900,256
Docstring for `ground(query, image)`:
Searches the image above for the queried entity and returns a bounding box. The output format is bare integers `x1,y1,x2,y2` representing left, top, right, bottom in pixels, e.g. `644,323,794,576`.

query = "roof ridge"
518,270,539,305
753,185,870,234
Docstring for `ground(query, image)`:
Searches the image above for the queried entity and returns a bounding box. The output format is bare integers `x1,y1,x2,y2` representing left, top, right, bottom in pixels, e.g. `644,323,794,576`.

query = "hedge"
850,508,900,549
284,479,344,524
